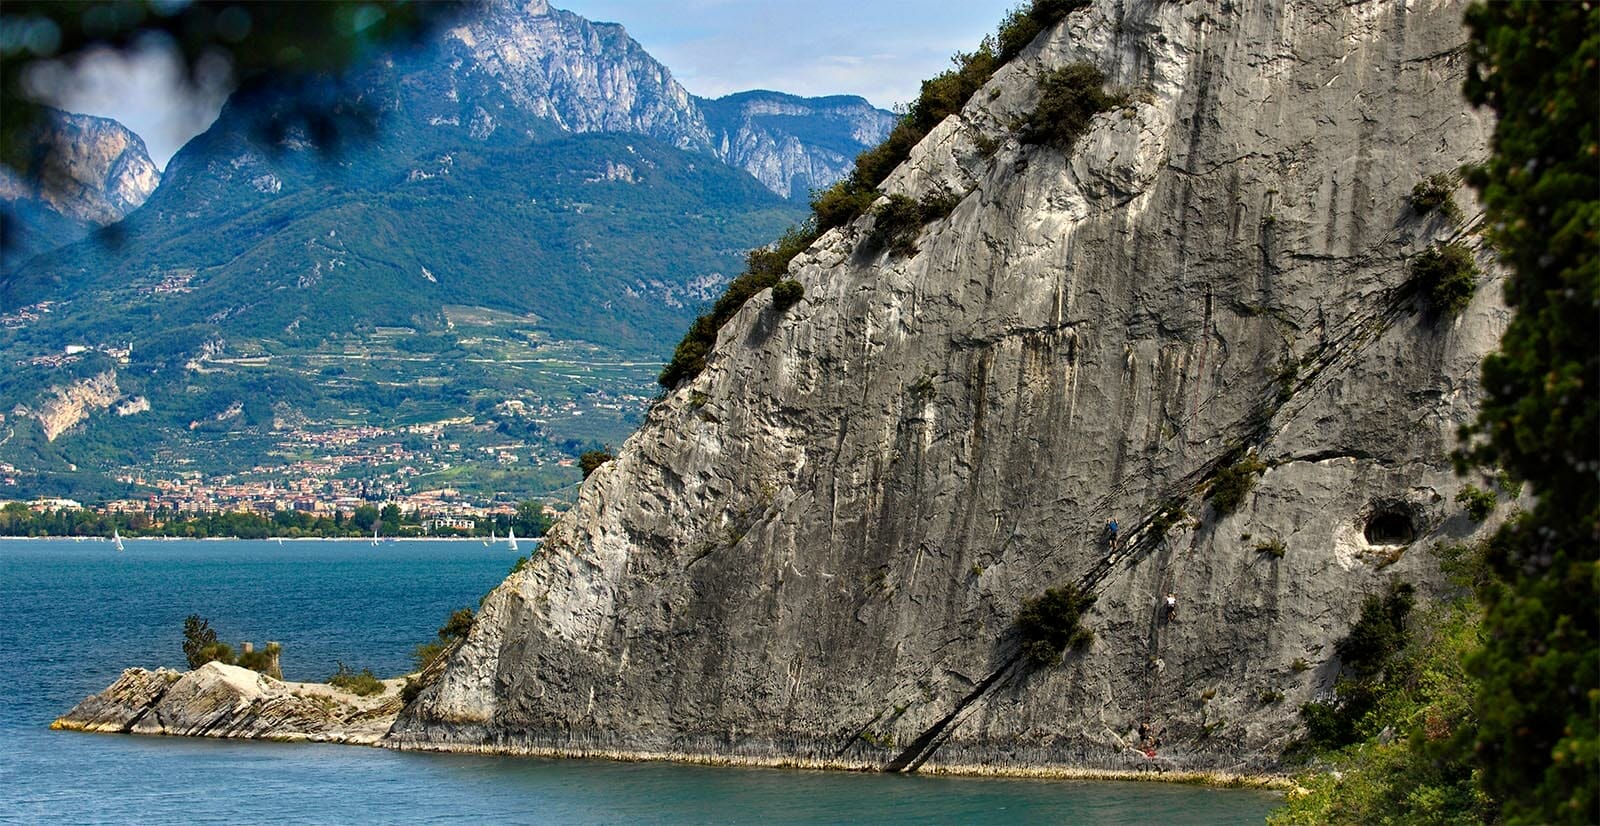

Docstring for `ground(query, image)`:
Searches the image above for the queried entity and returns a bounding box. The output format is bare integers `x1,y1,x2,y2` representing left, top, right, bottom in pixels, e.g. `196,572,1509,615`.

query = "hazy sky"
51,0,1017,168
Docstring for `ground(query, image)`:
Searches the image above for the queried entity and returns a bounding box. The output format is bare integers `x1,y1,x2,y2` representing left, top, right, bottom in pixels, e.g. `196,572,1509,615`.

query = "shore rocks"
53,662,402,746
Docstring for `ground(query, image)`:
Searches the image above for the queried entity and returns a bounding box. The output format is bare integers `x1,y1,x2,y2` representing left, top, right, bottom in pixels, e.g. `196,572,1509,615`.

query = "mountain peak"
0,108,161,271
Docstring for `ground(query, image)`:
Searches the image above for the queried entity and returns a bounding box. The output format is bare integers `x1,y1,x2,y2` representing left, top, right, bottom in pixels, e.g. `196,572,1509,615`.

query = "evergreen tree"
1459,2,1599,821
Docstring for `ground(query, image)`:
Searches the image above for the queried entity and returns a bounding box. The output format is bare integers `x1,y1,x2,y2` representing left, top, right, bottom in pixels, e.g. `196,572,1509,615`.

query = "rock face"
0,109,161,270
25,370,123,442
700,92,899,199
392,0,1508,775
53,662,402,745
399,0,892,197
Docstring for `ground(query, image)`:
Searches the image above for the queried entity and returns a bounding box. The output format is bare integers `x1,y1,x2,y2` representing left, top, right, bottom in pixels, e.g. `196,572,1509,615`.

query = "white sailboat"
483,528,493,547
507,527,519,553
371,525,380,546
112,529,125,553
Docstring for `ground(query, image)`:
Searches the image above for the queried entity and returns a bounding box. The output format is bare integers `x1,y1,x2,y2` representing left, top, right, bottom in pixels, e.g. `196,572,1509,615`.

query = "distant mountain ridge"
700,91,898,198
0,109,161,272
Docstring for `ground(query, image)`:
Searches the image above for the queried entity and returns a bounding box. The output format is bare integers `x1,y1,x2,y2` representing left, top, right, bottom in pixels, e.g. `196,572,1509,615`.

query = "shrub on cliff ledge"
1021,63,1127,152
412,607,475,671
1409,242,1478,318
1016,584,1096,666
770,279,804,311
579,449,614,479
1207,455,1267,517
1409,172,1461,222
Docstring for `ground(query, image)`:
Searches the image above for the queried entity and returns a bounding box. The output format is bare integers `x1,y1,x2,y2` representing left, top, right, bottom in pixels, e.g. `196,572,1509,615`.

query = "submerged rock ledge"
52,662,403,746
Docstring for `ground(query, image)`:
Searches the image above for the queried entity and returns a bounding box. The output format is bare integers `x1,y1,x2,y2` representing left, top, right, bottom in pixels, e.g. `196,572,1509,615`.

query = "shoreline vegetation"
0,502,555,541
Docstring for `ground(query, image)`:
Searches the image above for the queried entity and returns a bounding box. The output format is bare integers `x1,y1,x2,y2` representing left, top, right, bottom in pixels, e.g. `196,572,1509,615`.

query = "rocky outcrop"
392,0,1507,775
437,0,709,148
701,92,897,198
0,108,160,270
26,370,121,441
53,662,402,745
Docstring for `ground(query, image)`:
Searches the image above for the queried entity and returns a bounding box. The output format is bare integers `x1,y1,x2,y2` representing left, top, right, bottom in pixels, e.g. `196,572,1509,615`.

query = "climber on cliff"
1164,592,1179,623
1105,518,1119,547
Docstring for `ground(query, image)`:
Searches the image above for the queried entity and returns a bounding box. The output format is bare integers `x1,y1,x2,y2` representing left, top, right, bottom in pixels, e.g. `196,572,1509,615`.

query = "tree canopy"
1457,2,1598,821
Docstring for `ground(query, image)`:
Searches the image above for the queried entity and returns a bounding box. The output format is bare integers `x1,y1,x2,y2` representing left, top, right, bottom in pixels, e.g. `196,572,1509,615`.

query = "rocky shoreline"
52,662,403,746
53,665,1287,791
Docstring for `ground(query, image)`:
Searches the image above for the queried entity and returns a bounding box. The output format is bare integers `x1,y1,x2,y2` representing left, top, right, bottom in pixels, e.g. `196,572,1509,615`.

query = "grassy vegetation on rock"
328,663,386,696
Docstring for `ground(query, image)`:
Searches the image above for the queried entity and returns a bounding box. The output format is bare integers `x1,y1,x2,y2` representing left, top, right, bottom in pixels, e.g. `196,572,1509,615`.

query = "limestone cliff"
24,370,123,442
0,109,160,270
394,0,1504,774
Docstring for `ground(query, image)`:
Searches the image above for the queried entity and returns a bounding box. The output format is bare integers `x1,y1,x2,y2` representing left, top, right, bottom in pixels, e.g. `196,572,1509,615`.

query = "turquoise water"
0,538,1280,823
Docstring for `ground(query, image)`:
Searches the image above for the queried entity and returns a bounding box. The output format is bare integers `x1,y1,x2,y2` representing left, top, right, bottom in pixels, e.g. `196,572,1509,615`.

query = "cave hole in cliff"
1363,506,1416,545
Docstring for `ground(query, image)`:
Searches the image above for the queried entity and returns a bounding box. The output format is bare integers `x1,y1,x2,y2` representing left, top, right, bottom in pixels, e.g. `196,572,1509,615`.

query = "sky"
48,0,1017,169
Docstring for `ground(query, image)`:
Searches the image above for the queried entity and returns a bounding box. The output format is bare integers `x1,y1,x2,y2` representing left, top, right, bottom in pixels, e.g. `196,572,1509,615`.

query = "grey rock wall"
392,0,1506,774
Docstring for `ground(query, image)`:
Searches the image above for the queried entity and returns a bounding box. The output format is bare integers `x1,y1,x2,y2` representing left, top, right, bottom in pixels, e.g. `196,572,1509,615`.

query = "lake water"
0,538,1280,823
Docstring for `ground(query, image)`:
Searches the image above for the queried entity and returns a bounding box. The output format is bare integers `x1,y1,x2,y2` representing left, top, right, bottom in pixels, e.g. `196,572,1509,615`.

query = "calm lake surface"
0,538,1280,824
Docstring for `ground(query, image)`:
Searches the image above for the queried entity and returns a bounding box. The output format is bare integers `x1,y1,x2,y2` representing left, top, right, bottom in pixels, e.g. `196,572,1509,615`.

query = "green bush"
235,642,281,677
810,180,879,231
868,187,968,257
1016,583,1096,666
1335,582,1415,679
1455,484,1497,522
1257,538,1287,558
1020,63,1127,151
1274,596,1488,824
412,606,475,671
328,662,385,697
509,555,530,575
1208,456,1267,517
400,677,423,704
1409,173,1461,221
1409,242,1478,317
919,184,962,223
579,449,614,479
770,279,804,311
870,194,926,256
194,641,236,668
